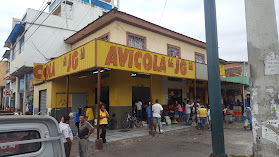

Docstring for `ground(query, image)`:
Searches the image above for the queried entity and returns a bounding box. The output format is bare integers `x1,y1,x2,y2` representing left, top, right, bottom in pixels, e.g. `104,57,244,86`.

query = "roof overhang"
65,10,206,49
10,66,33,77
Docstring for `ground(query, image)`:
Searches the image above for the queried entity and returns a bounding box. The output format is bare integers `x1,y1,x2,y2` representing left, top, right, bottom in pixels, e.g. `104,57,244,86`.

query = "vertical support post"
149,74,155,136
245,1,279,155
194,59,197,123
241,85,245,115
97,68,101,139
95,68,103,150
204,0,226,156
66,75,69,115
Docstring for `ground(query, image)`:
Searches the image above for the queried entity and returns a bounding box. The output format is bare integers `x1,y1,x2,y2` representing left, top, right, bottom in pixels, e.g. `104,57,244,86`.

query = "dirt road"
71,122,253,157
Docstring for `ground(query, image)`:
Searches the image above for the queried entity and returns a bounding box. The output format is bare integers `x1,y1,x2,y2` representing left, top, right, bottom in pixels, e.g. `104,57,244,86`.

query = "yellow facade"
34,70,163,109
186,80,208,104
34,81,53,108
72,22,207,63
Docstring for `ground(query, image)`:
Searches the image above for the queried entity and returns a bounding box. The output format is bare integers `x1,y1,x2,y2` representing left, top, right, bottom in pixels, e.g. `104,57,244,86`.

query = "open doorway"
95,86,109,113
132,87,150,120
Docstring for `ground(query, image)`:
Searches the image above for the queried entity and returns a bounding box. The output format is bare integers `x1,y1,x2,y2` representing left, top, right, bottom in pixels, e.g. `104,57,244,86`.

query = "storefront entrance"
95,87,109,113
132,86,150,120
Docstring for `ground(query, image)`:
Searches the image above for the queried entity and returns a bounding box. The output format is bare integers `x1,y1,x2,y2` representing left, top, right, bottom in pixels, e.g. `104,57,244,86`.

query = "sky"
1,0,279,62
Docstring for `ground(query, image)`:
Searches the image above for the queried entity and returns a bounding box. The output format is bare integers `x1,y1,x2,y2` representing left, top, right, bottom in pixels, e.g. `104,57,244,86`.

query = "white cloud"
0,0,279,62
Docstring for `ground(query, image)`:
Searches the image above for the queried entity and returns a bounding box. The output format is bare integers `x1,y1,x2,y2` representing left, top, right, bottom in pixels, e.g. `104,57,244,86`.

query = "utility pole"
203,0,226,156
245,0,279,156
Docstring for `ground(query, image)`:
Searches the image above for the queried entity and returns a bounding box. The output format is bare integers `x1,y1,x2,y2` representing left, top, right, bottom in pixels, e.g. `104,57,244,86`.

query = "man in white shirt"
185,100,194,126
59,116,73,157
135,99,143,120
152,99,163,134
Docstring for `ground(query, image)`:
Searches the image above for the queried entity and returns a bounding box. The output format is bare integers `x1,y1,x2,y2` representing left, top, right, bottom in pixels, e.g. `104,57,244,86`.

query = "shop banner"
33,63,45,85
219,63,225,76
45,40,95,80
96,40,195,79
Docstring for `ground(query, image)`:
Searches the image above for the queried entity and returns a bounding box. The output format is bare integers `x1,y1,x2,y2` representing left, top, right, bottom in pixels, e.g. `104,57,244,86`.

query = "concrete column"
245,0,279,156
15,77,20,109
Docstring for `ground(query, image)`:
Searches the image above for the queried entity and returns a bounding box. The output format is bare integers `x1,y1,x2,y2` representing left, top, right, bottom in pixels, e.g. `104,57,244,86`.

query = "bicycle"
122,112,142,129
107,113,117,130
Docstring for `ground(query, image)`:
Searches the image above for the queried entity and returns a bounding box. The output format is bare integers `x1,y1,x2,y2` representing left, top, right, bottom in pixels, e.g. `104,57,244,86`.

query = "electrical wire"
158,0,168,25
8,3,50,60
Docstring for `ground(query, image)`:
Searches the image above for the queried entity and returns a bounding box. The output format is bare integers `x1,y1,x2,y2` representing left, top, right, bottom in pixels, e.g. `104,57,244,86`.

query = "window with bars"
195,53,205,64
128,34,145,50
168,45,181,59
99,35,108,41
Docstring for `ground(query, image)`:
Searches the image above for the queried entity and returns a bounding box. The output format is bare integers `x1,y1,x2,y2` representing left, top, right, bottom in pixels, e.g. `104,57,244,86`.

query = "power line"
9,3,50,60
97,2,126,32
158,0,168,25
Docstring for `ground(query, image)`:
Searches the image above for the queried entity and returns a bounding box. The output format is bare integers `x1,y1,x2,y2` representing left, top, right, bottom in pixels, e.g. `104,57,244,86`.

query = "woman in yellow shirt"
100,105,109,143
85,106,94,125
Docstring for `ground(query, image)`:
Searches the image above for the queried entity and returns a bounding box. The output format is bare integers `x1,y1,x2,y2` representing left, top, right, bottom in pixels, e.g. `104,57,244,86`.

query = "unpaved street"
71,122,253,157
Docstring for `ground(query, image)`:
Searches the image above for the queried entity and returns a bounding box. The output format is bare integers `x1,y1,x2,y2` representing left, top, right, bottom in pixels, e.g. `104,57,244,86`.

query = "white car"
0,115,65,157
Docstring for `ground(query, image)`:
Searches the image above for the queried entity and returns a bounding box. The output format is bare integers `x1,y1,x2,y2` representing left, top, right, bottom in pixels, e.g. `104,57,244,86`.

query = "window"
26,71,33,91
12,46,16,61
6,62,10,74
19,37,24,54
127,32,146,50
98,33,109,41
168,44,181,59
195,53,205,64
0,130,41,157
18,76,24,92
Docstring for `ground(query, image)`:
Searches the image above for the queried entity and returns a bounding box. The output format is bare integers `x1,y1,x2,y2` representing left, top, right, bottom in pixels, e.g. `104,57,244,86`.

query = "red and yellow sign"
45,41,95,80
33,63,45,84
97,40,195,79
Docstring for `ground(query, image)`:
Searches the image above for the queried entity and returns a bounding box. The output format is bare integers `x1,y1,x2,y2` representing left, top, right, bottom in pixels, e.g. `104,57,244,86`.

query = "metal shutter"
39,90,47,115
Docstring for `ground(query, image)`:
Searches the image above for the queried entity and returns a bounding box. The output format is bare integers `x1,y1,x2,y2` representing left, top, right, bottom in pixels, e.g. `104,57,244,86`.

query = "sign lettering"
98,40,195,79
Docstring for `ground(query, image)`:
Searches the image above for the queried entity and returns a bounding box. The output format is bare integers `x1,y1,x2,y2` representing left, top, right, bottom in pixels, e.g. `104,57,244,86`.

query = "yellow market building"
33,10,224,127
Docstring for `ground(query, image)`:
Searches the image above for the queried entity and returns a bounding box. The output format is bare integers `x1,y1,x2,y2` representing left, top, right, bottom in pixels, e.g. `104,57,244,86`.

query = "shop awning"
33,40,196,84
4,23,23,47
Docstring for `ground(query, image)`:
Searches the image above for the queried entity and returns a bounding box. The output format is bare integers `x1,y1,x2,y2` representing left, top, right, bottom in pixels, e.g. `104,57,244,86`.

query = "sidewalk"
88,123,190,142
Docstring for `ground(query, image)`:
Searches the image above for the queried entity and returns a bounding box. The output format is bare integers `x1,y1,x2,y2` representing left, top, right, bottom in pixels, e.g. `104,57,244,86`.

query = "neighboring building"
221,61,250,115
0,61,7,109
33,10,220,126
3,0,119,111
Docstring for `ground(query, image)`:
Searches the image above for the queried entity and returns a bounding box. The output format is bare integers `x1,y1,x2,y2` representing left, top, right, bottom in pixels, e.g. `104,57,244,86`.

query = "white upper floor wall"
7,0,114,75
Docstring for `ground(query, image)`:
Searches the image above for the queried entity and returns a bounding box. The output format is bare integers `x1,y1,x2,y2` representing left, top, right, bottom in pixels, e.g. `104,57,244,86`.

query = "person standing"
185,100,194,126
59,116,73,157
146,102,151,129
177,102,183,122
135,99,143,120
245,106,252,130
197,106,208,130
79,115,94,157
75,107,85,136
85,106,94,125
99,105,109,143
152,99,163,134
